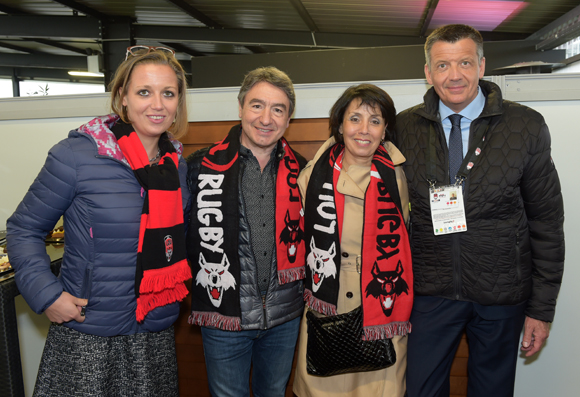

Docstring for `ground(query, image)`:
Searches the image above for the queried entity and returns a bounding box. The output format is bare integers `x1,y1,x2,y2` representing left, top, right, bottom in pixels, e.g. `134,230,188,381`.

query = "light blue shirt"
439,88,485,157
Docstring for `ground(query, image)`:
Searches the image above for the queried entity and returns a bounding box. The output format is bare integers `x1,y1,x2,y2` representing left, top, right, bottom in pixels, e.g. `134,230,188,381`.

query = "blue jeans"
201,316,300,397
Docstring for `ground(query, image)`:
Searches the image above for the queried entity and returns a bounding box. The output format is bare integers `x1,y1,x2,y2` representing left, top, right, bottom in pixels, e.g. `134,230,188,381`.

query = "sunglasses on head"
125,45,176,60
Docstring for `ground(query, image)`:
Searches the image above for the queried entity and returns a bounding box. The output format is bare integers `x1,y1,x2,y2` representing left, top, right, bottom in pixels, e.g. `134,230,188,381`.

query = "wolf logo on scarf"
279,210,304,263
365,260,409,316
307,237,337,292
196,253,236,308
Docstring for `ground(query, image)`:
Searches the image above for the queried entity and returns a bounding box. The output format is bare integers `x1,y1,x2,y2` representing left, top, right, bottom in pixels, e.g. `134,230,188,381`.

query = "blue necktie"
448,114,463,182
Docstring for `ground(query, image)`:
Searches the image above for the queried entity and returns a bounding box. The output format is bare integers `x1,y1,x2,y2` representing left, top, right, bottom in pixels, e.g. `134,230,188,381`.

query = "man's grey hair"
237,66,296,116
425,24,484,70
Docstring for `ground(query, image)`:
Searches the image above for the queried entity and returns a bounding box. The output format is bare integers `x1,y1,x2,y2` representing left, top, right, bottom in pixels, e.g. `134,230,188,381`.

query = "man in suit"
394,24,565,396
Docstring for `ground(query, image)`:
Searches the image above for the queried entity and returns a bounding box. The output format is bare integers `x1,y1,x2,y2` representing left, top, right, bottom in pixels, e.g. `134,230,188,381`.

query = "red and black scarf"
112,121,191,323
304,143,413,339
188,124,305,331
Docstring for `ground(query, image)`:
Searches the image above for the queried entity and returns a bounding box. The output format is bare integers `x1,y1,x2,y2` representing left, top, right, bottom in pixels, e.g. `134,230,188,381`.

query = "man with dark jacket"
186,66,306,396
394,24,565,397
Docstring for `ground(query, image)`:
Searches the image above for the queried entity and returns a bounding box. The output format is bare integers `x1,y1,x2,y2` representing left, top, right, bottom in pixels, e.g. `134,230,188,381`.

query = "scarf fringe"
304,288,337,316
139,260,192,294
362,321,413,340
136,282,189,323
277,267,305,285
188,311,242,331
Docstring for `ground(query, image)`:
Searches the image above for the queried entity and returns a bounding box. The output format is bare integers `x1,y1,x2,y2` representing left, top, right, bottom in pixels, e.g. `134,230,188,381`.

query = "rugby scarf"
111,121,191,323
188,124,305,331
304,143,413,340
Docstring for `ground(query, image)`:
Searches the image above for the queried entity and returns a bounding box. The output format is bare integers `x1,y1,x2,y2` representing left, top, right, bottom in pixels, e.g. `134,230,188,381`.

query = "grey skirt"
33,324,178,397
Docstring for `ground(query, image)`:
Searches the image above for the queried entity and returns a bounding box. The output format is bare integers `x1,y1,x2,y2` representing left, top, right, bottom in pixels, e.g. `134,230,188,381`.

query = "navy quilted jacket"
7,114,190,336
394,80,564,322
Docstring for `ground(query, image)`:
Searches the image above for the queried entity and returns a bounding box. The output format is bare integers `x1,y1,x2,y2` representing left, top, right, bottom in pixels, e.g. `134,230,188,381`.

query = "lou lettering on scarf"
314,183,337,234
197,174,224,254
284,156,300,202
376,181,400,261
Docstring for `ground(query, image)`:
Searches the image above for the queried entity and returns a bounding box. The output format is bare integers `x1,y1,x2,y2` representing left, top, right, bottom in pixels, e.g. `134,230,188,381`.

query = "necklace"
149,148,161,163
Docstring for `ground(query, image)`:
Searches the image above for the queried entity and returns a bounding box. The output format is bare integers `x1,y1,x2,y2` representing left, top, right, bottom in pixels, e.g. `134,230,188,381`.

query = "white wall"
1,75,579,396
513,100,580,396
0,117,95,226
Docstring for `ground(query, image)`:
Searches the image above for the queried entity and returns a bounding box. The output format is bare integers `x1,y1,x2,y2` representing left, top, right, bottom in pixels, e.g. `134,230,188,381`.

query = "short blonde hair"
109,50,189,139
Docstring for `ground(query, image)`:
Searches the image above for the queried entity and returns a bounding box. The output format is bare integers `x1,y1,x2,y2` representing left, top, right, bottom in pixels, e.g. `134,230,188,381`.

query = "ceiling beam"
0,15,101,40
164,0,222,28
0,67,104,84
528,4,580,50
163,1,269,55
135,25,426,49
0,16,425,52
0,4,27,15
51,0,110,21
101,18,134,88
244,46,267,54
289,0,319,33
419,0,439,37
0,64,190,83
23,38,92,55
0,53,87,70
160,42,206,57
0,42,41,54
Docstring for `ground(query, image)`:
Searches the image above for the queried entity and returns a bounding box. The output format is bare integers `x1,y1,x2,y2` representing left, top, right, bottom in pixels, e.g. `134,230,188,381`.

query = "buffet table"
0,244,63,397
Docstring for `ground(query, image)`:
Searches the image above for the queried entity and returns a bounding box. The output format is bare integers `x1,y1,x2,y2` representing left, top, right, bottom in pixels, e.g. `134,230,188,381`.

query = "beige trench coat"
293,137,410,397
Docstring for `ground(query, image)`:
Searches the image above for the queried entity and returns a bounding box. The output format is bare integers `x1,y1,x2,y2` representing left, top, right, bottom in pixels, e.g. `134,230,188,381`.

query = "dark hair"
109,50,188,139
238,66,296,116
329,84,396,144
425,24,484,71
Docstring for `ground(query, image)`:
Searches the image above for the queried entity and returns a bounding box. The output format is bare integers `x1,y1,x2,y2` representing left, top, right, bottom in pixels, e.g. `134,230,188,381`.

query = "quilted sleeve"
6,139,78,314
520,114,565,322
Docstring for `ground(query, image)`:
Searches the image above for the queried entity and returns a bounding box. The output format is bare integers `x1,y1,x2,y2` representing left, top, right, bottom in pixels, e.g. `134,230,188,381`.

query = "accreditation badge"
429,185,467,235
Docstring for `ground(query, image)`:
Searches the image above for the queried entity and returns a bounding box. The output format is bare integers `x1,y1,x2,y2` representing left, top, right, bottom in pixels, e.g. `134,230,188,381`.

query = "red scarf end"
188,311,242,331
362,321,412,340
136,282,189,322
304,288,337,316
139,260,192,294
277,267,305,285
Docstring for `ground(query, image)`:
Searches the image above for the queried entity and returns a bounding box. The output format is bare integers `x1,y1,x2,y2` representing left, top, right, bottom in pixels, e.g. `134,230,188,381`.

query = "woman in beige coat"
293,84,411,397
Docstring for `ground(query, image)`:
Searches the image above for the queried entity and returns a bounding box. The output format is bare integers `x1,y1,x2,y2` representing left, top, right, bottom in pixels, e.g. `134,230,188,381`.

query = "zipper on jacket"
81,265,94,301
515,232,522,281
81,225,95,314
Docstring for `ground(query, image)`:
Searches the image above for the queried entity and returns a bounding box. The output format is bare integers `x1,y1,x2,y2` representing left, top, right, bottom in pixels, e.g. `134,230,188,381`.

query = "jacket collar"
76,114,184,165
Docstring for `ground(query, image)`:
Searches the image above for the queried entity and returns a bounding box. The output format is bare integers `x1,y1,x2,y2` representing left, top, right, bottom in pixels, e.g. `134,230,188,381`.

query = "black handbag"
305,306,396,377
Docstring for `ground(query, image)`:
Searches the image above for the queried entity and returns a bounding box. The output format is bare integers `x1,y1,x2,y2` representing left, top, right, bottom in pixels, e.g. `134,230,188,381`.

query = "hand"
44,291,88,324
521,316,550,357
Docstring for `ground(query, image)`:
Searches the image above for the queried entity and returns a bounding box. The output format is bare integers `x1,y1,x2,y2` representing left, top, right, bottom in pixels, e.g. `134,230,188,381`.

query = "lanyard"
427,118,491,188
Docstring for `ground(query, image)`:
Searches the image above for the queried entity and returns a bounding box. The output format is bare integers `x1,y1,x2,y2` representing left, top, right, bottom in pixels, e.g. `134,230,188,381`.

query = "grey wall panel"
191,41,565,88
